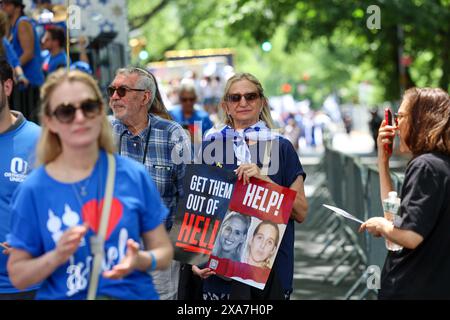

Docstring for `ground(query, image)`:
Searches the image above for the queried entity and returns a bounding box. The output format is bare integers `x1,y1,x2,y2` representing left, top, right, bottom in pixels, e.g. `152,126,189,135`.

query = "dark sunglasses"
107,86,146,98
50,99,102,123
227,92,260,103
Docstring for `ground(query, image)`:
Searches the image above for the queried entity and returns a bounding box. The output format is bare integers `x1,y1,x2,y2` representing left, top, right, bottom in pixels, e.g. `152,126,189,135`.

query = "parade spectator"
2,0,44,123
109,67,190,300
69,36,92,75
0,59,40,300
360,87,450,299
41,25,68,76
192,72,308,300
244,220,279,269
343,112,352,135
7,69,173,299
212,211,251,261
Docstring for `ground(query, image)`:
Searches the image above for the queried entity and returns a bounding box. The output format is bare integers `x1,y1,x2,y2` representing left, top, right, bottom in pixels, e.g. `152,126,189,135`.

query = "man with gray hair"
108,67,190,299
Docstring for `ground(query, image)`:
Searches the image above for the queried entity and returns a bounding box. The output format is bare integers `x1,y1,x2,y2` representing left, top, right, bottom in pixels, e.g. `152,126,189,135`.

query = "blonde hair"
37,69,115,165
219,73,275,129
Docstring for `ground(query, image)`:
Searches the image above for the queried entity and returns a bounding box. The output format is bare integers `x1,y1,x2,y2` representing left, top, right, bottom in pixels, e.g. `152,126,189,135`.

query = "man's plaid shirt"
110,114,190,230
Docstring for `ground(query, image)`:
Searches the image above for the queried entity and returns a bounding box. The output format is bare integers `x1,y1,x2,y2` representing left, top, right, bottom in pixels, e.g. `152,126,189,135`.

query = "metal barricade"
314,145,405,299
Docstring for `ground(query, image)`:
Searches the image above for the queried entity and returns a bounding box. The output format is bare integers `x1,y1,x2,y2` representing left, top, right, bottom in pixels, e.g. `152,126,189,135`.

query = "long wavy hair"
37,69,115,165
218,73,275,129
402,87,450,157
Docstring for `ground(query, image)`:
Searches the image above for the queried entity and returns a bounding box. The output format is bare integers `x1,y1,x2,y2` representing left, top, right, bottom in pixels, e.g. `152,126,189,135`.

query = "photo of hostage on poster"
208,177,296,290
170,164,237,265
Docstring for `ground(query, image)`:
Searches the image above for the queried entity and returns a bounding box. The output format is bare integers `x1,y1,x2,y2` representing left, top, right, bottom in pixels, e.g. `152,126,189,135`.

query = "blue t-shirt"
10,16,44,86
42,50,68,75
0,113,40,293
3,37,20,68
200,136,306,299
169,106,213,138
7,150,168,300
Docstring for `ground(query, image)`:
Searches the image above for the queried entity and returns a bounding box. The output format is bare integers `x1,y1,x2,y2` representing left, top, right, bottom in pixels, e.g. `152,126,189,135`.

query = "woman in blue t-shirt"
7,69,174,300
190,72,308,300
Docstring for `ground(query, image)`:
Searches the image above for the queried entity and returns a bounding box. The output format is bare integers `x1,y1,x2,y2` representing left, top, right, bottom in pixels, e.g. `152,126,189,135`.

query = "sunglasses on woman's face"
227,92,260,103
50,99,102,123
107,85,146,98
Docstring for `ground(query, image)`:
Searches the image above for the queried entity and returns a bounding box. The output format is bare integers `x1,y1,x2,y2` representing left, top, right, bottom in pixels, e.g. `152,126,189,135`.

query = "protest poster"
207,177,296,290
170,164,237,265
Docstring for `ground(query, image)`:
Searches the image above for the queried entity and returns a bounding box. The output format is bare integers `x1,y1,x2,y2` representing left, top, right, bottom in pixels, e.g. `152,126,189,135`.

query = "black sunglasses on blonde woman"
50,99,102,123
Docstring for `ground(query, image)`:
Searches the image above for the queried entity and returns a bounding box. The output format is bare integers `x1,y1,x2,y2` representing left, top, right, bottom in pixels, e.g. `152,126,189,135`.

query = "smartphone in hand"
384,108,393,155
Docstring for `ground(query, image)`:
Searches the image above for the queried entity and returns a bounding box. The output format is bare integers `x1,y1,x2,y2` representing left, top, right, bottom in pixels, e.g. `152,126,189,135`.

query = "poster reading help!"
208,177,296,290
170,164,237,265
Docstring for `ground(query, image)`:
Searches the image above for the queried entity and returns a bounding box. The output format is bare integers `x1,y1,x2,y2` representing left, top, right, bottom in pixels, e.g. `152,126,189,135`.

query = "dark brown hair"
403,87,450,156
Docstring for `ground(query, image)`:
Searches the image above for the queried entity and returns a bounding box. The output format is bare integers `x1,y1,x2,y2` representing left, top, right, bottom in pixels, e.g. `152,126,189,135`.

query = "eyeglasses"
180,97,196,103
107,86,146,98
49,99,102,123
227,92,260,103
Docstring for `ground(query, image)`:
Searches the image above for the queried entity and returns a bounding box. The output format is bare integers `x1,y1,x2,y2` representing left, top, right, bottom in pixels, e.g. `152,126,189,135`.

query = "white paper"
323,204,364,224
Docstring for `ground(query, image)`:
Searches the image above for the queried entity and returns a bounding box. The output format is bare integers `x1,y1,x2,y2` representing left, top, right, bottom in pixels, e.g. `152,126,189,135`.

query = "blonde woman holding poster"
7,69,173,300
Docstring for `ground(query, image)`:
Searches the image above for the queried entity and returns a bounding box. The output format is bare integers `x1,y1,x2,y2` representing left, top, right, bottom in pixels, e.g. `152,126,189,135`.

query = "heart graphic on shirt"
81,198,123,240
